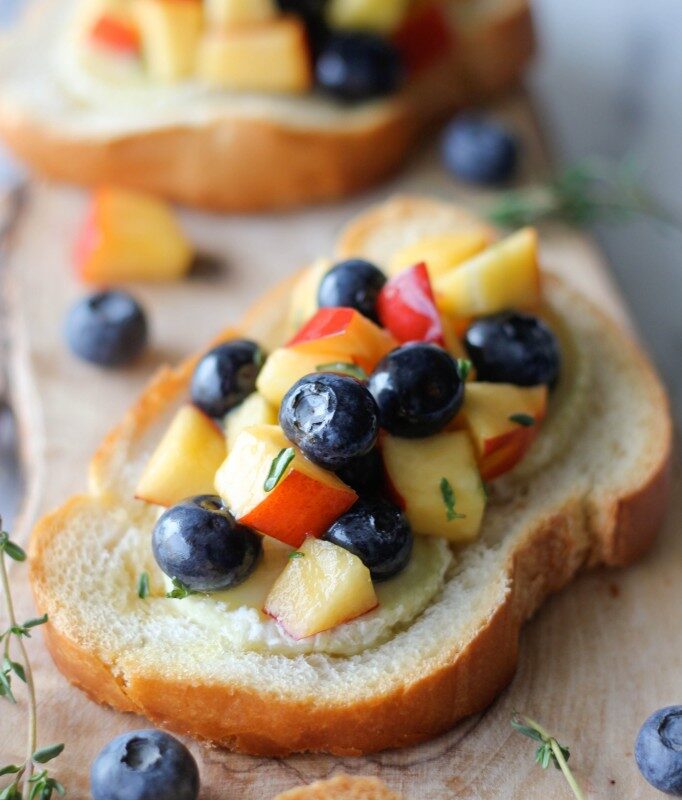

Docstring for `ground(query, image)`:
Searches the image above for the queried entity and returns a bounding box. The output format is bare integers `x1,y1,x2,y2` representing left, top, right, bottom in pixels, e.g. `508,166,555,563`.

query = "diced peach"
287,307,398,373
197,17,312,93
285,259,331,336
89,14,141,55
135,404,226,507
434,228,541,318
264,537,378,639
327,0,410,34
134,0,203,80
225,391,278,449
388,231,492,279
215,425,357,547
255,347,343,407
441,316,468,361
458,383,547,480
377,262,445,346
205,0,277,27
74,188,194,283
382,430,485,543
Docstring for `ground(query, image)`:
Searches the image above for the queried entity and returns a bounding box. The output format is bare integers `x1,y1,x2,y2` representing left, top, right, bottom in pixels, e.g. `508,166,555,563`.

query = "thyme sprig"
512,712,585,800
489,158,682,232
0,525,65,799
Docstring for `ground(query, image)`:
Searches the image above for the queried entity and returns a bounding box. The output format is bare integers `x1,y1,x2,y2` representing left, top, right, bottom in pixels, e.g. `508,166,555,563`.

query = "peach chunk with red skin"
457,382,548,480
286,307,397,373
215,425,357,548
74,187,193,284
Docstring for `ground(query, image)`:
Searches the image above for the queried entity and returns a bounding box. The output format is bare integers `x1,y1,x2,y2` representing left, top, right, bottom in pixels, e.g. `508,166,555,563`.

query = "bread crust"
0,3,533,211
28,200,672,755
273,775,402,800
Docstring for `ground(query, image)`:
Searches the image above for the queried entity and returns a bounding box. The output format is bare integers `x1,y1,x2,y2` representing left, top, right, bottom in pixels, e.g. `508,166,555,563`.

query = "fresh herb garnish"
512,712,585,800
509,413,535,427
480,479,490,500
264,447,295,492
0,521,65,798
315,362,368,381
165,577,198,600
137,572,150,600
489,157,682,232
288,551,305,560
456,359,472,382
439,478,466,521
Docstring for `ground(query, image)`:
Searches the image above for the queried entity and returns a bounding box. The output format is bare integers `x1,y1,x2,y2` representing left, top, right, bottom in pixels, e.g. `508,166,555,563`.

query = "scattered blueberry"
368,343,464,437
316,32,403,102
464,312,560,386
317,259,387,323
335,447,384,496
191,339,264,418
152,496,262,592
90,729,199,800
441,115,519,185
635,706,682,795
324,496,412,581
280,372,379,470
65,290,147,367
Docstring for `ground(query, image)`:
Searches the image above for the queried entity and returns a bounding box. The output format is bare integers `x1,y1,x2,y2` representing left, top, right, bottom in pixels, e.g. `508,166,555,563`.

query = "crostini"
0,1,533,210
29,197,671,755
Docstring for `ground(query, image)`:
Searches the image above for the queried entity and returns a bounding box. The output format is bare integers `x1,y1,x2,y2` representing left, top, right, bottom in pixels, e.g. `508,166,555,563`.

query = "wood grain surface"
1,97,678,799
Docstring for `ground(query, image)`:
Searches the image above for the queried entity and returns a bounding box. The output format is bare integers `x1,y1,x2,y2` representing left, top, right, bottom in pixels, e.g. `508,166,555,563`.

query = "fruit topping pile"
80,0,454,99
135,224,561,639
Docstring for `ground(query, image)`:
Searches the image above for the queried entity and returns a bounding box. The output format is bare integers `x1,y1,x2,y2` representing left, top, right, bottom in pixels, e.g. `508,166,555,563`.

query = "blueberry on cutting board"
65,290,148,367
90,729,199,800
441,115,519,185
636,706,682,795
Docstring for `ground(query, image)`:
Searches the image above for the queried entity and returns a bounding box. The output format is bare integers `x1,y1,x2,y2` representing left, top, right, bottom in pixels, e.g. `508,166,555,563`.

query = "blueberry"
90,729,199,800
441,115,519,185
636,706,682,795
280,372,379,470
368,343,464,438
191,339,264,418
324,496,412,581
336,447,384,496
152,496,262,592
464,312,560,387
317,259,387,323
65,290,147,367
316,33,403,102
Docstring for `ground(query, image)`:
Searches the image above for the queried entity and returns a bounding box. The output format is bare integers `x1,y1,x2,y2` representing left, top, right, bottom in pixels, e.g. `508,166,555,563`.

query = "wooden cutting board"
2,96,678,800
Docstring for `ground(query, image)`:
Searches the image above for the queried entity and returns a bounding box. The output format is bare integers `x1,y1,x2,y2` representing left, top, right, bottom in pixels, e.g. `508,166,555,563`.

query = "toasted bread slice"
273,775,401,800
29,198,671,756
0,0,533,211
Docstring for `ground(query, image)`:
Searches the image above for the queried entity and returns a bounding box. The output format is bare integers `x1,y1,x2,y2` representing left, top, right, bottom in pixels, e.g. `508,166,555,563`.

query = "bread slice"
273,775,401,800
29,198,671,756
0,0,533,211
